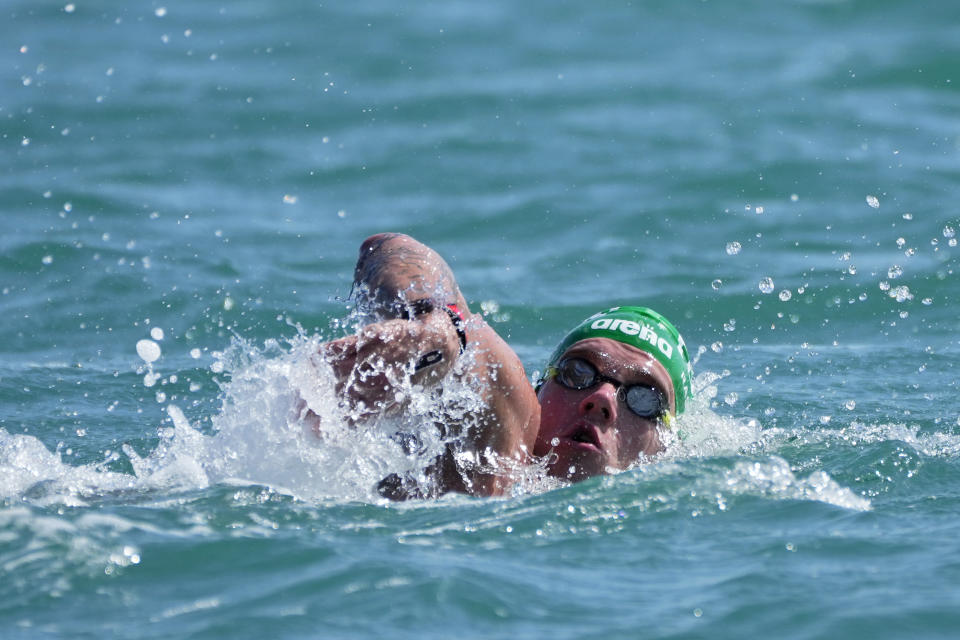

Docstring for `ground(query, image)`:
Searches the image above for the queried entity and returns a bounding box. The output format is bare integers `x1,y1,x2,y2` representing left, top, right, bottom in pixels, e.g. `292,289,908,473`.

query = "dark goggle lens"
624,385,665,419
554,358,666,419
555,358,597,389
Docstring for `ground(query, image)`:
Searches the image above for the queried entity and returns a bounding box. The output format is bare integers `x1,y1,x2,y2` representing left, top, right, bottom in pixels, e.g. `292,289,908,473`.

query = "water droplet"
879,281,891,291
943,225,956,239
711,341,723,353
190,348,202,359
136,339,161,363
887,265,903,279
724,393,738,405
866,195,880,208
154,7,167,17
758,277,775,294
711,279,722,290
723,319,736,332
890,286,913,302
903,212,913,220
896,237,906,248
223,296,234,311
790,194,799,202
778,290,792,301
282,194,298,204
150,327,164,341
156,391,167,403
847,265,857,275
41,255,53,265
858,292,868,301
922,298,933,306
755,206,764,215
845,400,856,410
725,242,741,256
694,609,703,618
819,415,832,425
64,3,75,13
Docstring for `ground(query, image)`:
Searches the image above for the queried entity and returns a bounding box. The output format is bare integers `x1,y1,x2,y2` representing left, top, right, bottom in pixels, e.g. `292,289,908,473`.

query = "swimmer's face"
534,338,675,482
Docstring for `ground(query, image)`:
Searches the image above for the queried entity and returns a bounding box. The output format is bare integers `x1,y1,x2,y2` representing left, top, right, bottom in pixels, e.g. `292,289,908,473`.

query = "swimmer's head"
543,306,694,415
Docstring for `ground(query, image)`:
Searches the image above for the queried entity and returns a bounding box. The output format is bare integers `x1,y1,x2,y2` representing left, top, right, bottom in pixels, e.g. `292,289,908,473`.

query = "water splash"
121,334,485,502
2,338,926,512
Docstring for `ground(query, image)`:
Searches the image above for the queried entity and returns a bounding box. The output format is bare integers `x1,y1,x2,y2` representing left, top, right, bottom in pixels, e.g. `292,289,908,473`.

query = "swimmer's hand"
320,309,462,421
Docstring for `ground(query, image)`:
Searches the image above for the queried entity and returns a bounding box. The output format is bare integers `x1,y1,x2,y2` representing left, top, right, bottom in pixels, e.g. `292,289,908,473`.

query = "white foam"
722,456,870,511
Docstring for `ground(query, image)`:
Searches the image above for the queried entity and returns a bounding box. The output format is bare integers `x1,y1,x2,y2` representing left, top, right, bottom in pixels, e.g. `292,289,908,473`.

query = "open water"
3,1,960,638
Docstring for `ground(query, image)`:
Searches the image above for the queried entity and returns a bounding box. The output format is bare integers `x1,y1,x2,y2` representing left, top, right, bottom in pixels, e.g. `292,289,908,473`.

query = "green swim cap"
545,306,694,414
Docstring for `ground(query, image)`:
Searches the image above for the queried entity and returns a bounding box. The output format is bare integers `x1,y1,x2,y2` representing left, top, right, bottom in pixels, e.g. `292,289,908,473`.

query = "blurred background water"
2,1,959,638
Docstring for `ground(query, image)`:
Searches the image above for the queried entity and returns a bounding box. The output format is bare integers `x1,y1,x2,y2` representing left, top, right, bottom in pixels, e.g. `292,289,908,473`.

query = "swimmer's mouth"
566,424,601,450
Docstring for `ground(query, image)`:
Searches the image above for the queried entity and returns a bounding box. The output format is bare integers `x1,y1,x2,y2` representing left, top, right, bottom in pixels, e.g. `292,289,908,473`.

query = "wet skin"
534,337,676,482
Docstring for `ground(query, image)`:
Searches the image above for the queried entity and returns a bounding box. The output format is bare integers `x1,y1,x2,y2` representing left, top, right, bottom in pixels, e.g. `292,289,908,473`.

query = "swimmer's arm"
317,232,469,419
336,232,539,497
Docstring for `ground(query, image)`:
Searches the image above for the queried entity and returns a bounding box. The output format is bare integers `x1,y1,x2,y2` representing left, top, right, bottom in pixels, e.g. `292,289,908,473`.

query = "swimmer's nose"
579,382,618,424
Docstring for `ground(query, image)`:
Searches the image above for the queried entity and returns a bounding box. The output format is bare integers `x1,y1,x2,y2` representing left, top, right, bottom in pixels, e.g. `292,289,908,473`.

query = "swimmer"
310,234,693,497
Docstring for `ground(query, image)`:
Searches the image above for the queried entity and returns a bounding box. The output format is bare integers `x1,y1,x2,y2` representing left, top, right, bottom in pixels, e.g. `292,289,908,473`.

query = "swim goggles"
546,357,668,421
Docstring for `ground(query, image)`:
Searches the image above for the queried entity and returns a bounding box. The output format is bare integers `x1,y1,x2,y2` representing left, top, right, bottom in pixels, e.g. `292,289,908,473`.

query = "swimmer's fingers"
320,335,360,381
320,314,459,415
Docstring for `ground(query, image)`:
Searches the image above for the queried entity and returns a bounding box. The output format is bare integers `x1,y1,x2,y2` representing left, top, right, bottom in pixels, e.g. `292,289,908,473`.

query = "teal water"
3,1,960,638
